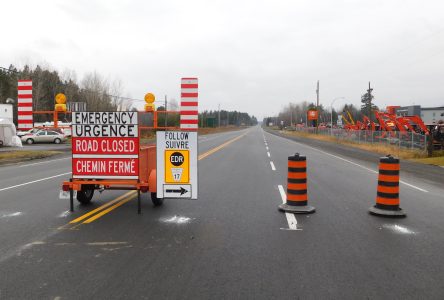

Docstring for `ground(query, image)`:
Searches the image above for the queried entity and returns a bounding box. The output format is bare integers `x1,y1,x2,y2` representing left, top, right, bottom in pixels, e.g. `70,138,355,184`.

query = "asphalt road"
0,126,444,299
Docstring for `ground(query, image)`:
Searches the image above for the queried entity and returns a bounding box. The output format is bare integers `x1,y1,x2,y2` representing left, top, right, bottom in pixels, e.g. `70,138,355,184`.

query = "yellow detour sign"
165,150,189,183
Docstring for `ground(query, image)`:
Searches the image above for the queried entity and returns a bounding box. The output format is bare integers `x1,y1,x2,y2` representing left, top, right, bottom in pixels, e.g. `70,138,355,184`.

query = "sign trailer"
61,77,199,214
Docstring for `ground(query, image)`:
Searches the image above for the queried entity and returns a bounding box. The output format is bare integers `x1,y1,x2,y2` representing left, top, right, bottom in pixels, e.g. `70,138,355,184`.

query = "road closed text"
72,137,139,155
71,112,139,179
73,158,138,177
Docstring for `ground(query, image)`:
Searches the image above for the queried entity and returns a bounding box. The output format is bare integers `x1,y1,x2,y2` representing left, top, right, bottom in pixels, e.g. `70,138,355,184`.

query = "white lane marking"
265,132,429,193
0,172,72,192
15,157,70,168
266,146,269,150
267,152,271,157
58,210,71,218
278,185,299,230
0,212,23,218
381,224,416,235
270,161,276,171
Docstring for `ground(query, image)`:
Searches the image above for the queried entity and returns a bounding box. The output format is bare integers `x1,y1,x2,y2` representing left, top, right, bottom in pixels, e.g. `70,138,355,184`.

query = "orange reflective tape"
377,185,399,194
378,174,399,182
287,194,307,201
376,197,399,206
288,172,307,179
288,183,307,190
288,161,306,168
379,163,400,171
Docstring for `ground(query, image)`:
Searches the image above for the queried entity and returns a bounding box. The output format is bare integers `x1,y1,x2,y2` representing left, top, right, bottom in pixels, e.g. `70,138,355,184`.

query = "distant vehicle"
21,130,67,145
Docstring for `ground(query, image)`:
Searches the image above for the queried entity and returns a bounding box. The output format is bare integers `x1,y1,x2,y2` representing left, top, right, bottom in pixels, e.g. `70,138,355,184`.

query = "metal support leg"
69,178,74,212
137,189,141,214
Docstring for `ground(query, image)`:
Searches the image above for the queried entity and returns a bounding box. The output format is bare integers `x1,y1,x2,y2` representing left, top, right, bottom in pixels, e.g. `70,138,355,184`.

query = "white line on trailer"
278,185,300,230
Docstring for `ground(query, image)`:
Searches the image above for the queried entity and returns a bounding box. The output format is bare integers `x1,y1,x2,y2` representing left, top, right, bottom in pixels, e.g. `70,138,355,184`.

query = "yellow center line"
198,133,247,160
69,191,135,224
68,131,247,225
83,194,136,223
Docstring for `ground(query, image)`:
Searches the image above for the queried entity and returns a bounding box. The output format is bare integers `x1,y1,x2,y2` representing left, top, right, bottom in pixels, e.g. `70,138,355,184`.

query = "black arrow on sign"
165,187,188,195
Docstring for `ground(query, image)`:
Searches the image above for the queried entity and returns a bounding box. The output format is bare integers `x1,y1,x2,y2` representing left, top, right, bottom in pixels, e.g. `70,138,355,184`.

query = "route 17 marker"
156,131,197,199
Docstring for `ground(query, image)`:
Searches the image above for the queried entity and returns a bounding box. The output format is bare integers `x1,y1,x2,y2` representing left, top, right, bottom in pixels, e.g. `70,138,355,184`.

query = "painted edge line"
0,172,72,192
265,131,429,193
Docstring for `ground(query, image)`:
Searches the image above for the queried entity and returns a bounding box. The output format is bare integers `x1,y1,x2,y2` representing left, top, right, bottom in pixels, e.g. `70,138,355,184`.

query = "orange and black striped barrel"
287,154,308,206
375,156,400,210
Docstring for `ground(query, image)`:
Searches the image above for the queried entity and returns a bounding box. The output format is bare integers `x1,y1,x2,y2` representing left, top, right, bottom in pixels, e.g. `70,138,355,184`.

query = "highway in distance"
0,126,444,299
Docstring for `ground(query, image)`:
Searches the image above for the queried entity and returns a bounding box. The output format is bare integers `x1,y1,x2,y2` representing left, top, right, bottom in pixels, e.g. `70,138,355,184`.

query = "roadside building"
395,105,444,125
420,107,444,125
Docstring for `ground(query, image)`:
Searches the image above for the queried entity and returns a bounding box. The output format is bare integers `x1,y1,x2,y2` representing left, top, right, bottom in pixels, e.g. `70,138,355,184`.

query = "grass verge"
0,150,62,164
410,156,444,166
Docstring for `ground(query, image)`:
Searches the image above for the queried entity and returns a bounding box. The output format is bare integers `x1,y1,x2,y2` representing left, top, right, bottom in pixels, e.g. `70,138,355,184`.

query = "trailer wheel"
151,193,163,206
77,185,95,205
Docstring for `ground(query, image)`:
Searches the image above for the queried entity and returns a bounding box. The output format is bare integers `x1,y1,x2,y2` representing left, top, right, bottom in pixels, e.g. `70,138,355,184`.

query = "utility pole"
367,82,373,121
316,80,320,132
218,104,221,128
290,106,293,127
164,95,168,127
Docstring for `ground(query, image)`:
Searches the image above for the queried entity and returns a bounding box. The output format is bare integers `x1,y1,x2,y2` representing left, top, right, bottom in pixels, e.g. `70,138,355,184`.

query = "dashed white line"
267,152,271,157
278,185,299,230
0,172,72,192
270,161,276,171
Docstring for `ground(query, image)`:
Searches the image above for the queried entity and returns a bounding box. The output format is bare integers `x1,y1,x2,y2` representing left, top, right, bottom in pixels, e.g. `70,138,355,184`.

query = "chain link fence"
289,127,427,151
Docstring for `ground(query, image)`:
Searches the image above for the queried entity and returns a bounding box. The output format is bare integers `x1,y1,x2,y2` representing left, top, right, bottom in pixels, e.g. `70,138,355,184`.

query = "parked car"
21,130,67,144
16,128,40,138
17,127,66,138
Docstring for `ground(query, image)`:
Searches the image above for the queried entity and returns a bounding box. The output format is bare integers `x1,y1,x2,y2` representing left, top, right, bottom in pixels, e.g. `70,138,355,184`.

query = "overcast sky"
2,0,444,118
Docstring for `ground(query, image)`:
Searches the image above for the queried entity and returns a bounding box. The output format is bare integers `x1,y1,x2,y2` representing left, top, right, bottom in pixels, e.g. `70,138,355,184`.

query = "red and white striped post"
17,80,33,130
180,78,198,131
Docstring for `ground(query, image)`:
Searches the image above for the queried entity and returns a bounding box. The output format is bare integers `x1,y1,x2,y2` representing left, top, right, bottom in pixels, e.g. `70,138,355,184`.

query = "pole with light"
330,97,345,136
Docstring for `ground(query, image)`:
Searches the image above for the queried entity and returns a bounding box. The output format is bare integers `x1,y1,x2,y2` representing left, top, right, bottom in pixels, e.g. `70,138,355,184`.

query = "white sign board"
337,115,343,126
72,112,139,179
156,131,198,199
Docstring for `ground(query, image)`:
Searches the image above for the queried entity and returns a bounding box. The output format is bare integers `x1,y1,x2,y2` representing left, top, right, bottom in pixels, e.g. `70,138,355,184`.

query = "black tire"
54,138,61,144
151,192,163,206
26,139,34,145
77,185,95,204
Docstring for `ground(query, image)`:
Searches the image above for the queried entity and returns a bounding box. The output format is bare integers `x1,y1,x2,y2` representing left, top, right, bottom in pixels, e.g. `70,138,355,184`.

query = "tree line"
0,64,130,124
0,64,257,128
